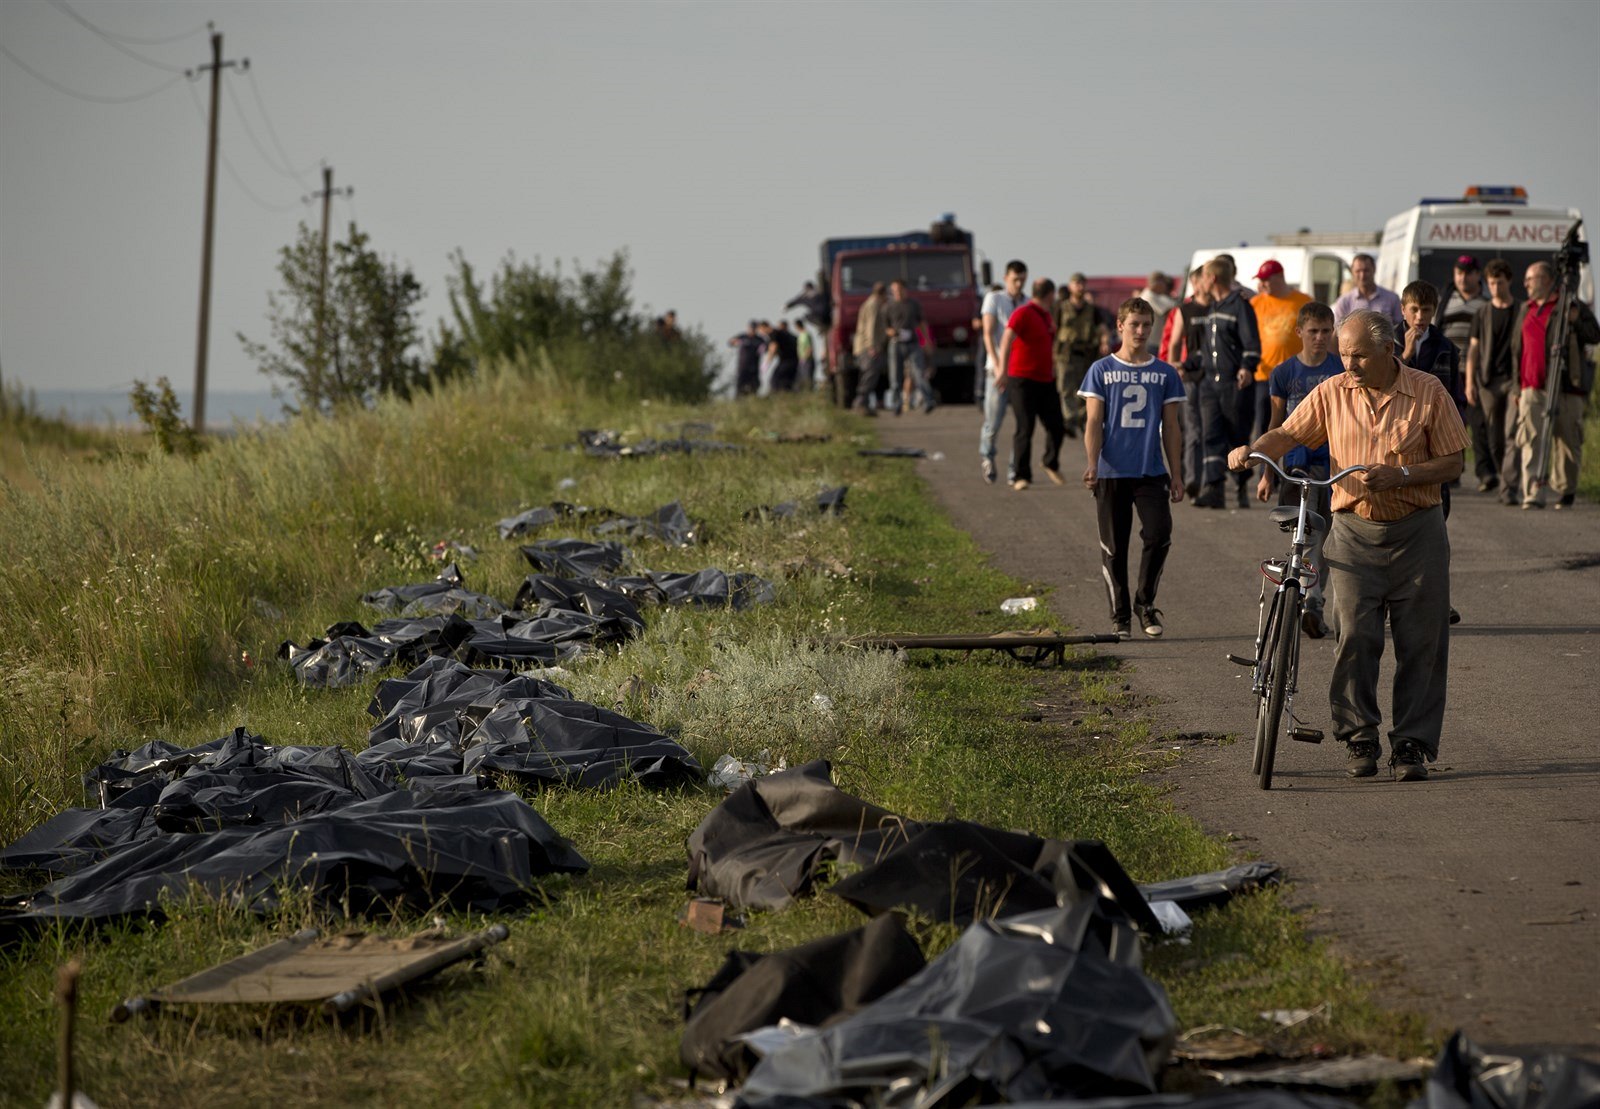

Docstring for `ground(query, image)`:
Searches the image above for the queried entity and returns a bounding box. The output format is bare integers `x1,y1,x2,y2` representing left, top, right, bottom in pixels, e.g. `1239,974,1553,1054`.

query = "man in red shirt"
1510,261,1600,508
997,277,1068,490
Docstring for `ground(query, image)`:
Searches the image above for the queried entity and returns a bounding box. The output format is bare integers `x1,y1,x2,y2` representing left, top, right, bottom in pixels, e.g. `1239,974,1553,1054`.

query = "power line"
244,69,321,181
224,76,313,189
0,41,183,103
46,0,209,45
185,79,300,214
48,0,188,73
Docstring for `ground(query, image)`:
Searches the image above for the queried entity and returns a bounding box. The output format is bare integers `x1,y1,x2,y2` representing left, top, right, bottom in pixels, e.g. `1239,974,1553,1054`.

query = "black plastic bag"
1411,1031,1600,1109
518,538,630,579
682,914,925,1082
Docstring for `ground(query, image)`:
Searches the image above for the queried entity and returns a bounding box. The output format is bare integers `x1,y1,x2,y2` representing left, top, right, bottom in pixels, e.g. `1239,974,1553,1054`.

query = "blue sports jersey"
1078,355,1185,478
1269,354,1342,471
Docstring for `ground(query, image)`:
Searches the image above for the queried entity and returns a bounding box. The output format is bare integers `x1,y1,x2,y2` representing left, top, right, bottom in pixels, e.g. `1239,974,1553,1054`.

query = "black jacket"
1184,288,1260,379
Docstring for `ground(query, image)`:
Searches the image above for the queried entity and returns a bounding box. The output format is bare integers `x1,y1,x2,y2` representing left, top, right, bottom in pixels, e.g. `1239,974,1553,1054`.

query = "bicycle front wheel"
1257,582,1301,790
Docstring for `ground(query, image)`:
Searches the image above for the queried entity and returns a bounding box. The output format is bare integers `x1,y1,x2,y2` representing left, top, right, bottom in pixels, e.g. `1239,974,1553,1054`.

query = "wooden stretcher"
838,630,1122,668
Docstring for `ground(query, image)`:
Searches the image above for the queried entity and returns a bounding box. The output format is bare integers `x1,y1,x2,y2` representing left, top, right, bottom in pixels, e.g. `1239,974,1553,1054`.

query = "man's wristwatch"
1400,465,1411,485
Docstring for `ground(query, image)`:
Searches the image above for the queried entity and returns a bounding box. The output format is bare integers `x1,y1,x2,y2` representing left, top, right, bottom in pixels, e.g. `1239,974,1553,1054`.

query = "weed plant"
0,353,1424,1106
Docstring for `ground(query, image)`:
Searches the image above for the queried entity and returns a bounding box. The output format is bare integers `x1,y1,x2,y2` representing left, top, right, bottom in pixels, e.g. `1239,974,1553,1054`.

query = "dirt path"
874,404,1600,1057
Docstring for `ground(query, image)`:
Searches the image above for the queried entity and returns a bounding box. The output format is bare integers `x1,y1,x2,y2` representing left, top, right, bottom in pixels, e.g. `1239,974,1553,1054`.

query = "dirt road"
875,404,1600,1057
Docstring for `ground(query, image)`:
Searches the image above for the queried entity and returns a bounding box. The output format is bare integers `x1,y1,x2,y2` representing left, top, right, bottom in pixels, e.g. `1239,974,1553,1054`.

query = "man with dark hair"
1186,257,1260,508
997,277,1067,491
884,279,936,415
1230,309,1469,782
762,320,800,392
1079,298,1186,639
728,320,763,397
1436,256,1484,359
1510,260,1600,509
851,282,888,414
1465,259,1521,499
1054,273,1109,438
979,260,1028,483
1333,253,1404,329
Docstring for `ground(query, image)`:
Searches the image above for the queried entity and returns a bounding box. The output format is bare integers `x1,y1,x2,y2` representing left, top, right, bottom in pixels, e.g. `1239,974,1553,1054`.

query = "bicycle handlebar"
1249,452,1369,487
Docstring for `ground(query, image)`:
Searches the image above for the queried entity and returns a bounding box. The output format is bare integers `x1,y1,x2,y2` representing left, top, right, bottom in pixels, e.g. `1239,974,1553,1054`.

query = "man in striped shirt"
1229,310,1469,782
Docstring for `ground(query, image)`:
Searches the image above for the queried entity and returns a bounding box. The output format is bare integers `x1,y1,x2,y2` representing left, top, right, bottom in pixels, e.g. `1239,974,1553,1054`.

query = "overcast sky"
3,0,1597,406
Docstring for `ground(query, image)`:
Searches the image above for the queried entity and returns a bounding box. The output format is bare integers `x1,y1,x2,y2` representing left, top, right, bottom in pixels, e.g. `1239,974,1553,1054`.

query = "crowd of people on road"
971,250,1596,783
727,248,1595,783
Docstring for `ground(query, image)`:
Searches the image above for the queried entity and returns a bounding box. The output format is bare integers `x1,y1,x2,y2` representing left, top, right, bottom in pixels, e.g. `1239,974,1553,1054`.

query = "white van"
1376,187,1592,301
1182,233,1378,304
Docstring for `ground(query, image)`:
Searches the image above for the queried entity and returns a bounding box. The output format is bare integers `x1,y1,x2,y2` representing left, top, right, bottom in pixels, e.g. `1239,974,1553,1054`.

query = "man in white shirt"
979,260,1028,483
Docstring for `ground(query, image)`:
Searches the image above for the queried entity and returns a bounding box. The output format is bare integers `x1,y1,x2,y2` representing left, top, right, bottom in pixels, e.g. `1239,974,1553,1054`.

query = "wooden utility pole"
307,166,353,400
188,30,244,434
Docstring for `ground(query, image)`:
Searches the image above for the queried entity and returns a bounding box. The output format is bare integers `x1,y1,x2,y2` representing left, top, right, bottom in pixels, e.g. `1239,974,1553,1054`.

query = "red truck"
819,217,988,405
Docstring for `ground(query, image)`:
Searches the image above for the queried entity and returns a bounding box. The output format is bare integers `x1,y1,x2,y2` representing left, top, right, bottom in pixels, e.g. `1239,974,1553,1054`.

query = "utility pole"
305,166,353,402
187,30,245,434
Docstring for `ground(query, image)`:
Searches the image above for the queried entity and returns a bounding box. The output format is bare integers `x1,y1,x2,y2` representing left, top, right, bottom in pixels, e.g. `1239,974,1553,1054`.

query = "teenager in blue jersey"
1258,301,1342,638
1079,298,1186,639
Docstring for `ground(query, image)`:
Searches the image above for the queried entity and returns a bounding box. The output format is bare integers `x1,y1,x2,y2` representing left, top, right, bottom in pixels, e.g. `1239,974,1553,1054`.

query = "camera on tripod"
1552,219,1588,282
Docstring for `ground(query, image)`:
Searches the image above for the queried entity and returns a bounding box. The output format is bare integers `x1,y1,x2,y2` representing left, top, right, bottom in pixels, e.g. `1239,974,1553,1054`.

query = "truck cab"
1376,187,1592,303
822,219,982,404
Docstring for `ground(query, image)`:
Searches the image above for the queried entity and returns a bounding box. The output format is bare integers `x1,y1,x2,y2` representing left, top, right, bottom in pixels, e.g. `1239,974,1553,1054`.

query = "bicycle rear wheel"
1257,582,1301,791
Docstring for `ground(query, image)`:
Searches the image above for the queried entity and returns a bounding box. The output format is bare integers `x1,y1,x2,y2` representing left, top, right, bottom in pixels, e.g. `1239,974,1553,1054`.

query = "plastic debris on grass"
0,727,590,939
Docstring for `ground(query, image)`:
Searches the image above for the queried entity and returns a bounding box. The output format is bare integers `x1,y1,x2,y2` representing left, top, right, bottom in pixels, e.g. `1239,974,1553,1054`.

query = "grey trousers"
1322,506,1451,758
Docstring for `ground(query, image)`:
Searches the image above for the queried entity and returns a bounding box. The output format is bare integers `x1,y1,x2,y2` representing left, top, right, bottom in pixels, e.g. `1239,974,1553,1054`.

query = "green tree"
239,222,427,413
129,377,202,456
443,248,714,401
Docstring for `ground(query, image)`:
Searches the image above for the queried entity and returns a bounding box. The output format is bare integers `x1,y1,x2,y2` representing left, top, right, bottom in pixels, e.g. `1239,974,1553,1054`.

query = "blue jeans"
979,373,1014,478
888,339,934,412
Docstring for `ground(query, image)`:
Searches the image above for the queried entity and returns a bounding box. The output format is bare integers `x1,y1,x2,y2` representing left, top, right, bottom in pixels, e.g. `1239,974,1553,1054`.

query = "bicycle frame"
1243,452,1369,788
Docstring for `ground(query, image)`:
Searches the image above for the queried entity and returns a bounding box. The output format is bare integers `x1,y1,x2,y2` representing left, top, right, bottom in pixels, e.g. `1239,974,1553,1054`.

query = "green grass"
0,352,1429,1106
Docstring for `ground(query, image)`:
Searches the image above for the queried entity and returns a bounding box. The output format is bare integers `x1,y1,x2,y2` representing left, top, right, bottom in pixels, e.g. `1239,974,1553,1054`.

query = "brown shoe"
1011,478,1030,492
1043,467,1066,486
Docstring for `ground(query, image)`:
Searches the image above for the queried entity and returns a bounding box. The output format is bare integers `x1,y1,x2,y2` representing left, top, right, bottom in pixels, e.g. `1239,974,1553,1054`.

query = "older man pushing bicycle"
1228,309,1469,782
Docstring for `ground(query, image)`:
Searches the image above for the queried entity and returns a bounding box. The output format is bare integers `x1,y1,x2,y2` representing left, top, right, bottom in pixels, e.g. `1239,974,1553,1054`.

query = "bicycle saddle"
1270,506,1327,534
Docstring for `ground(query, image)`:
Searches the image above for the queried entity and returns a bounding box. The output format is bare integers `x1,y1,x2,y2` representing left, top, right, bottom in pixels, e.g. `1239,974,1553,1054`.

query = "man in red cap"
1249,260,1312,441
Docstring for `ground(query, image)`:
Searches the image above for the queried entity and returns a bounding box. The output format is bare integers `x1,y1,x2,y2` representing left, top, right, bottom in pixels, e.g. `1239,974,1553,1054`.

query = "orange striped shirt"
1280,365,1469,521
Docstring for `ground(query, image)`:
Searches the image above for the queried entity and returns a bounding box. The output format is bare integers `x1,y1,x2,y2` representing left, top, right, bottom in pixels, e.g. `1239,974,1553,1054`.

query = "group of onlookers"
976,246,1595,782
726,317,820,397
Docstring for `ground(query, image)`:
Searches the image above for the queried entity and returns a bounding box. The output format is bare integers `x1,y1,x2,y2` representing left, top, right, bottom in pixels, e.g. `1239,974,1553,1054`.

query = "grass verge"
0,359,1426,1106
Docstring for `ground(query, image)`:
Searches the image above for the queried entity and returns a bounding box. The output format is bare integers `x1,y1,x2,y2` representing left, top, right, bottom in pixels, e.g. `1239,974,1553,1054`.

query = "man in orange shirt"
1229,310,1468,782
1249,260,1312,443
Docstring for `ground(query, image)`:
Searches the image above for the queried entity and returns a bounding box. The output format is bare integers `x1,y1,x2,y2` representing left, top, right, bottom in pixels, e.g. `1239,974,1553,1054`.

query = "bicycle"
1228,452,1368,790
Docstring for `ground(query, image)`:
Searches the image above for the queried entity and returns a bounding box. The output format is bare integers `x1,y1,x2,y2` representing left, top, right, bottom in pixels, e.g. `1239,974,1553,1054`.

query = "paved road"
876,404,1600,1057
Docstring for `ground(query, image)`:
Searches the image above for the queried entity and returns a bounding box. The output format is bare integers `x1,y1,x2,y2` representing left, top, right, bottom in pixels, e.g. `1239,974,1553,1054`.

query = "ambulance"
1376,186,1592,301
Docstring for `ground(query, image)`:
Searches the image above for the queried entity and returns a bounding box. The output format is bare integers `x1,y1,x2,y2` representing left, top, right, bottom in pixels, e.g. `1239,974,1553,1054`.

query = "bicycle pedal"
1289,726,1324,744
1226,653,1255,667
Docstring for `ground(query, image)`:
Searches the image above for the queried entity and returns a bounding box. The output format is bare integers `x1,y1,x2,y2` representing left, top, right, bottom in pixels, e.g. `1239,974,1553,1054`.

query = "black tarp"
591,501,699,546
682,914,926,1082
579,429,741,459
0,728,590,939
364,658,702,791
513,574,645,641
827,822,1160,933
360,563,507,619
607,568,777,611
687,762,1159,933
1137,863,1283,913
1410,1031,1600,1109
278,613,585,689
518,538,631,579
736,899,1177,1107
746,486,850,522
687,761,915,912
